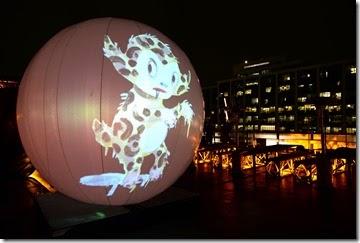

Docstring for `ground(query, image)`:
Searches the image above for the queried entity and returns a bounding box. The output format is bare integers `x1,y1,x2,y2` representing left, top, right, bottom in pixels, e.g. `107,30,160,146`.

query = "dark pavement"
0,161,356,239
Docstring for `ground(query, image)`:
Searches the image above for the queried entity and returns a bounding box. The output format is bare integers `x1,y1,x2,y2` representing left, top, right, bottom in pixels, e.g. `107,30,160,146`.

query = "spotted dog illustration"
80,34,194,196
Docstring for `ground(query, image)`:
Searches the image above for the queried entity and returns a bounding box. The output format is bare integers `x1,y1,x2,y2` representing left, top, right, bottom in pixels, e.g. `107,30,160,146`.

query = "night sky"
0,0,355,84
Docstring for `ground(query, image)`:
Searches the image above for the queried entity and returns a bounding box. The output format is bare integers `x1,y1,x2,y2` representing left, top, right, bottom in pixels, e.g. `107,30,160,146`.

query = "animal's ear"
175,71,191,96
103,35,138,85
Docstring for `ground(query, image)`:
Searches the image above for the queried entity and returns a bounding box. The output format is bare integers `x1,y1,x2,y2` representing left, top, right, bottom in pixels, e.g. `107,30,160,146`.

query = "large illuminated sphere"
17,18,204,205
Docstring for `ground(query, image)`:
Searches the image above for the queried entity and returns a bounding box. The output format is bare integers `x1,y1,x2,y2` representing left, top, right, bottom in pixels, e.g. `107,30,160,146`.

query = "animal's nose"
160,82,168,88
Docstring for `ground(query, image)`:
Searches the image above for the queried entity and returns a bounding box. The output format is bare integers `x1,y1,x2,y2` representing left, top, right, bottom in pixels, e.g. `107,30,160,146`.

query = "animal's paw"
138,174,150,187
122,170,140,192
164,109,177,128
180,100,194,126
149,163,168,181
103,35,121,58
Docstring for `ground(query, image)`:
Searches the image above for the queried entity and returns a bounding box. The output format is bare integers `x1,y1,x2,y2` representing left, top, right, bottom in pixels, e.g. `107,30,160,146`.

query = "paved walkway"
0,163,356,239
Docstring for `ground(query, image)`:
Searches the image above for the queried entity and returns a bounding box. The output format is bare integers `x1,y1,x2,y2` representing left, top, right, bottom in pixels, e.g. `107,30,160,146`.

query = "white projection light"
80,34,194,195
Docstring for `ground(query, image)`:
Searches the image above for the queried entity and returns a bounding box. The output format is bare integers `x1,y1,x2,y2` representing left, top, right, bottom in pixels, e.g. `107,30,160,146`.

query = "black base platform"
36,187,198,237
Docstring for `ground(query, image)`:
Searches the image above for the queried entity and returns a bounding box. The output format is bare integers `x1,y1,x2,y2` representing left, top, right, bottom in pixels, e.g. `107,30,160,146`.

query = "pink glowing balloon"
17,18,204,205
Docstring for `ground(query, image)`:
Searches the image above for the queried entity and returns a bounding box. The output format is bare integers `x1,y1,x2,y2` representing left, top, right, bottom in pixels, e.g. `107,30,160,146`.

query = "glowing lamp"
17,18,204,205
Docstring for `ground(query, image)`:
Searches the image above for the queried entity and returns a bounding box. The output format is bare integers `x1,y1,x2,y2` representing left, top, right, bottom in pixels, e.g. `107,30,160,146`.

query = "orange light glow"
310,164,317,181
255,133,356,150
279,159,294,177
332,158,346,174
29,170,56,193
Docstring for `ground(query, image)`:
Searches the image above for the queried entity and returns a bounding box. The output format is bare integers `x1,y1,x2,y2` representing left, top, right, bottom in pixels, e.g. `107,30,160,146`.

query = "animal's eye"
147,59,157,78
171,72,178,83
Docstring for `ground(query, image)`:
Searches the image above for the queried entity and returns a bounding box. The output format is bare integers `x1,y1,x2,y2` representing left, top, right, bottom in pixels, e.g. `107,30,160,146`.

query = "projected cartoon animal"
80,34,194,196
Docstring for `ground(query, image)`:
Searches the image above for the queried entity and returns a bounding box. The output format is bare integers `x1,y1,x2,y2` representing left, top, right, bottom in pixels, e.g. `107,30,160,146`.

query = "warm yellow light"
29,170,56,192
332,159,346,174
311,164,317,181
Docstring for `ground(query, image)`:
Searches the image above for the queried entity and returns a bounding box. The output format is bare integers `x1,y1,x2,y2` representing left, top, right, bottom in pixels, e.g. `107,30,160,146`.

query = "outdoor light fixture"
243,61,270,69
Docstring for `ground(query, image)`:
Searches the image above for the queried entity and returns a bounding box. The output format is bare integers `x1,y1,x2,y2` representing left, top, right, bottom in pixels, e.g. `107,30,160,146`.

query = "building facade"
202,59,356,150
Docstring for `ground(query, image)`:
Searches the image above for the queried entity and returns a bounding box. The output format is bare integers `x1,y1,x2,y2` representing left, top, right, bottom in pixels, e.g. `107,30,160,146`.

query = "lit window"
307,73,311,78
278,107,284,112
333,127,341,133
279,84,290,92
299,104,316,111
309,83,313,87
283,75,291,81
224,92,228,97
350,67,356,74
325,105,341,112
325,71,328,78
337,81,341,86
246,81,258,86
297,97,307,102
347,104,355,109
283,97,287,102
298,84,304,88
245,125,254,131
304,104,316,111
288,115,295,121
265,87,272,93
267,117,275,123
335,92,341,100
319,92,330,97
236,90,243,96
251,98,258,104
261,107,275,113
352,116,356,122
261,107,270,113
260,125,275,131
245,89,252,94
285,106,293,111
264,99,269,104
347,127,356,133
245,107,257,112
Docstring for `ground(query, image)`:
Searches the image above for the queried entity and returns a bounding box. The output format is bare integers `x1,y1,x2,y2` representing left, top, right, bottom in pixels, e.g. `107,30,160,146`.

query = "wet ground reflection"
0,158,356,239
